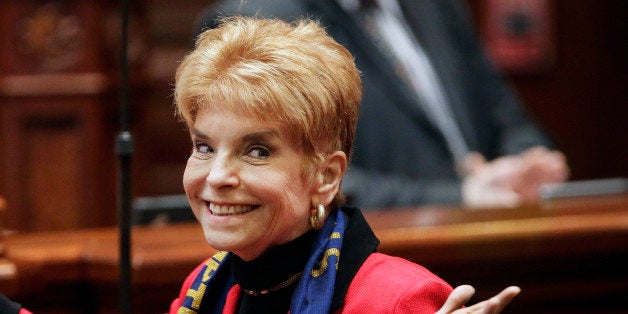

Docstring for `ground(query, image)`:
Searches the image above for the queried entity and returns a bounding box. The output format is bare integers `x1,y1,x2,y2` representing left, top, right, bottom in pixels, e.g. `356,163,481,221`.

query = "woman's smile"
207,202,258,216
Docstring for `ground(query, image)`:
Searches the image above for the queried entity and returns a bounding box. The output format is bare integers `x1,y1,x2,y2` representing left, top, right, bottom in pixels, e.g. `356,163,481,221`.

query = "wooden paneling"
0,95,117,231
0,0,120,232
0,1,104,75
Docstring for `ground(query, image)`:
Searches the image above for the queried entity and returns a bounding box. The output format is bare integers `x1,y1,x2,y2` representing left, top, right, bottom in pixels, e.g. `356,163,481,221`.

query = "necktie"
355,0,470,167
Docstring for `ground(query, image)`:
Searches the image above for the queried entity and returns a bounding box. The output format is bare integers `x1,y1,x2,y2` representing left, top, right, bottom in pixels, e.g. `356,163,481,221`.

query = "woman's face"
183,106,316,261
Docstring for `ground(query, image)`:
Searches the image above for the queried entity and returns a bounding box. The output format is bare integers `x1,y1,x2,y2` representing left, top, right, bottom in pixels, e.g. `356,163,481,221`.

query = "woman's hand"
435,285,521,314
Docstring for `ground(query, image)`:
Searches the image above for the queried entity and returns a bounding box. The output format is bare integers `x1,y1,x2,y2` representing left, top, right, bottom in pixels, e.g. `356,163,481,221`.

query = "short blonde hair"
174,16,362,205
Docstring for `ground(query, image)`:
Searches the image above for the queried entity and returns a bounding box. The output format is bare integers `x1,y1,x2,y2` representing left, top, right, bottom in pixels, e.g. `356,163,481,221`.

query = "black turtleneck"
231,229,319,314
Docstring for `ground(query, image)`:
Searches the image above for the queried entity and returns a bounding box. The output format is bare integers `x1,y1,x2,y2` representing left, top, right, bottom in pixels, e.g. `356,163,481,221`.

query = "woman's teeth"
209,203,255,216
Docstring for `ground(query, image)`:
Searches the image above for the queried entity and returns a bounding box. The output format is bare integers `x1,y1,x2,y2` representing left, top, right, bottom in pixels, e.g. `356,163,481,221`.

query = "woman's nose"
206,156,240,189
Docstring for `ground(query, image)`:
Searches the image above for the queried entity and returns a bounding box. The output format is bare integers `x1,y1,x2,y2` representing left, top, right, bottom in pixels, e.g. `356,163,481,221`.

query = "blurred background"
0,1,626,313
0,0,626,233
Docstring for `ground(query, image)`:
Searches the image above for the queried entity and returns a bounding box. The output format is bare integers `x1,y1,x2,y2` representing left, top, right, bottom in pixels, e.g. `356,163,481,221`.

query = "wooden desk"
367,195,628,313
4,194,628,313
0,196,17,289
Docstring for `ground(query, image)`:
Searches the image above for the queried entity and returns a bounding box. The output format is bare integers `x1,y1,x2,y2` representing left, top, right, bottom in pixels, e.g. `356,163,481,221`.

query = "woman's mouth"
208,202,257,216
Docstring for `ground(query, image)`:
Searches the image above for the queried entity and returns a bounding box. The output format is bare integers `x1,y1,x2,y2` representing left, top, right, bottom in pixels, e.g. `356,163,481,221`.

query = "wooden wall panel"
0,97,118,231
24,111,83,230
0,0,121,232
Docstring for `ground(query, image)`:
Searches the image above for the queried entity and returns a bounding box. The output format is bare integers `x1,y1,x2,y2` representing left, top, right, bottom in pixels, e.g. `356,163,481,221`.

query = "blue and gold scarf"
177,208,348,314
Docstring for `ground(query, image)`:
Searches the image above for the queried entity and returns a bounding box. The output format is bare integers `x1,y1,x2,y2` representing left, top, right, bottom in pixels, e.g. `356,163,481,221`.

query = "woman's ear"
314,151,347,206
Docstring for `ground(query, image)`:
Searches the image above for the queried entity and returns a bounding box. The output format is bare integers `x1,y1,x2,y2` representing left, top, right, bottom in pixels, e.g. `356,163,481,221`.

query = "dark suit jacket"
195,0,554,209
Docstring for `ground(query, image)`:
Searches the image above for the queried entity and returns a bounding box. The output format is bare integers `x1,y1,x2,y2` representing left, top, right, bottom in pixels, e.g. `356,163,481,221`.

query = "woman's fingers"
435,285,476,314
486,286,521,313
437,286,521,314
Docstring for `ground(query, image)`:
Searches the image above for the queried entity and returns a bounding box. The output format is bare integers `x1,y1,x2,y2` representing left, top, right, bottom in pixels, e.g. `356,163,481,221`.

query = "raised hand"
435,285,521,314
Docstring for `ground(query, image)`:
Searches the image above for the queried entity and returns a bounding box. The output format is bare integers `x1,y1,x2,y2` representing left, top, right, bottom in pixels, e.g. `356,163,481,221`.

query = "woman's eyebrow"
190,128,209,139
242,129,280,142
189,127,280,143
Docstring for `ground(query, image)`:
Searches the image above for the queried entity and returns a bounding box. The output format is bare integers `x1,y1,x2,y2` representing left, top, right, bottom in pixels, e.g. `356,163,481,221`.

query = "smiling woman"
184,108,320,261
168,16,519,313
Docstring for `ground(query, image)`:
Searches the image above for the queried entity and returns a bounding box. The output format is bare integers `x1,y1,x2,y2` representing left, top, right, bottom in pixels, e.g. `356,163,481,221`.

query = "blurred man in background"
195,0,569,210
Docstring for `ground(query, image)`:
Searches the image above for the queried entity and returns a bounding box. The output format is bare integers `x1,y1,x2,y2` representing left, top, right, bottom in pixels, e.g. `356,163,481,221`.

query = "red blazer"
170,252,452,313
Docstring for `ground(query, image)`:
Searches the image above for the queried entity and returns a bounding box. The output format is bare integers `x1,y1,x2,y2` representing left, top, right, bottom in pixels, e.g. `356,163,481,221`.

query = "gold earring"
310,204,326,229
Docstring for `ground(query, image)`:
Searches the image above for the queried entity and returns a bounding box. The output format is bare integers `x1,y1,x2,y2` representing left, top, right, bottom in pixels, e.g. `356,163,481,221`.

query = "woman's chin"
203,232,261,259
198,211,261,251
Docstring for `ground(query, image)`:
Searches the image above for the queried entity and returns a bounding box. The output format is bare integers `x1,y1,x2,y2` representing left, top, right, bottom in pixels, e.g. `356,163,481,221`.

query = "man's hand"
462,146,569,208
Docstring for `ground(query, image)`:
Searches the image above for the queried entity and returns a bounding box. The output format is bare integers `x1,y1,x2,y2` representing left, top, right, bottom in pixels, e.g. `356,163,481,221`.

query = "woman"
170,16,519,313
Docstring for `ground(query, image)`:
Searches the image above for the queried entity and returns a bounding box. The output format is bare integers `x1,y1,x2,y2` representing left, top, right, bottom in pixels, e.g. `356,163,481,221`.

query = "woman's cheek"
183,159,206,192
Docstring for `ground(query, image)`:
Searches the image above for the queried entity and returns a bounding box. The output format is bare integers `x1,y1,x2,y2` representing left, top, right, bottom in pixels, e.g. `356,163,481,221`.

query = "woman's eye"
194,143,212,154
246,146,270,159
